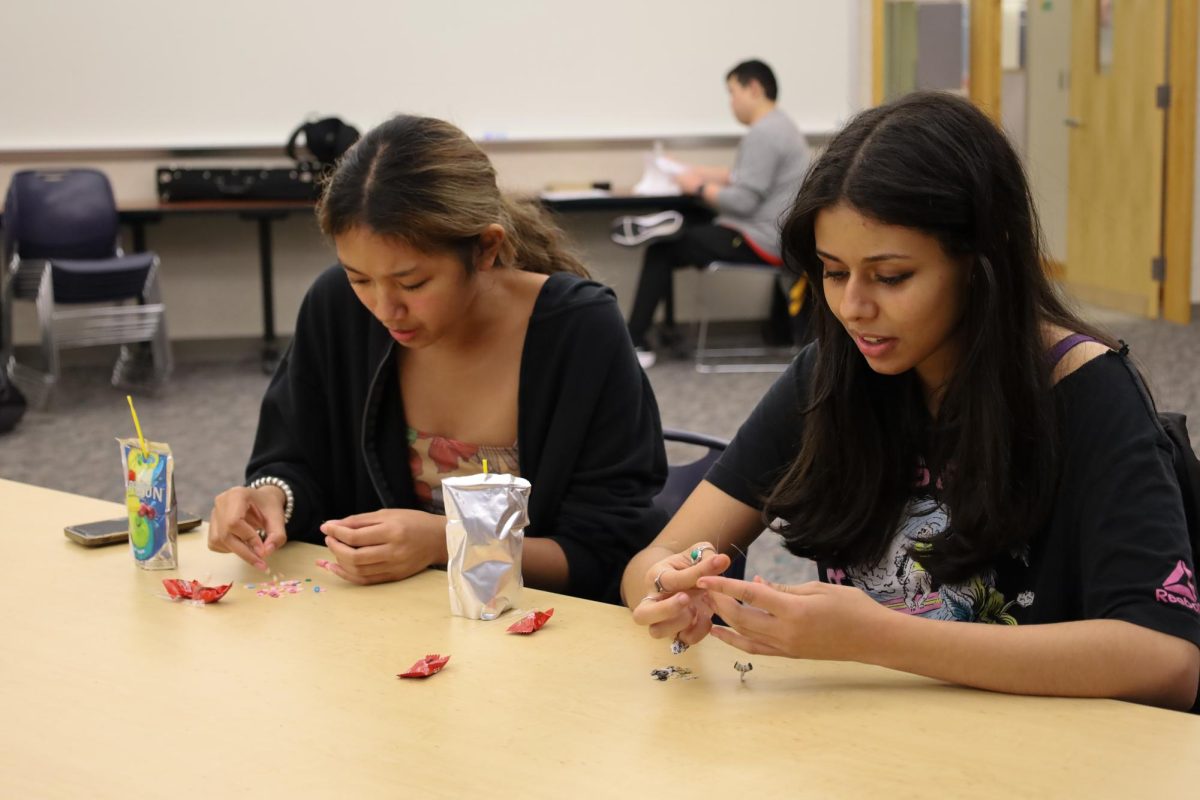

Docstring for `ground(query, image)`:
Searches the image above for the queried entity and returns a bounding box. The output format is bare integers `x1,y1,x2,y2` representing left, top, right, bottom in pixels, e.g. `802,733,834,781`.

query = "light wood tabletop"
2,478,1198,798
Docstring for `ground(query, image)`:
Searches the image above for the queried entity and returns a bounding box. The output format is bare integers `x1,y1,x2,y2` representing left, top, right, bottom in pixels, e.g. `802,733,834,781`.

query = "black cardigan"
247,266,668,602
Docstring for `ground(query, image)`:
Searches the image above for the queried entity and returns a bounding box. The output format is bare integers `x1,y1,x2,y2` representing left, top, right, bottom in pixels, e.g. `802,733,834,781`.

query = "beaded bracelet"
248,476,294,524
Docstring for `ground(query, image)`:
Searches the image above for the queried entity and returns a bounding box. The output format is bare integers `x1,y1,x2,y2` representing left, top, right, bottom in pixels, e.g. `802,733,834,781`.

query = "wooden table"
3,478,1198,798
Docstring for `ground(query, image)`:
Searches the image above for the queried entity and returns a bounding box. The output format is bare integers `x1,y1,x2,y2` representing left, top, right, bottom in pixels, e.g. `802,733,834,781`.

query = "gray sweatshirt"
714,108,810,259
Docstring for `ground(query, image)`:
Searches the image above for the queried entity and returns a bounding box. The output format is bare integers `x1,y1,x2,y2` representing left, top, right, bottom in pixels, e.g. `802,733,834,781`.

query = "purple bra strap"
1047,333,1100,368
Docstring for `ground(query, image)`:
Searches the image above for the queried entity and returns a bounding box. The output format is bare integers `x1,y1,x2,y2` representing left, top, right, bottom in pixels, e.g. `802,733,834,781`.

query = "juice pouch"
443,472,529,620
117,438,178,570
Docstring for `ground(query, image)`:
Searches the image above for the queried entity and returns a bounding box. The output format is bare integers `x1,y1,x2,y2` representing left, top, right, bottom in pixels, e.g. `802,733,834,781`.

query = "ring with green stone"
689,544,715,564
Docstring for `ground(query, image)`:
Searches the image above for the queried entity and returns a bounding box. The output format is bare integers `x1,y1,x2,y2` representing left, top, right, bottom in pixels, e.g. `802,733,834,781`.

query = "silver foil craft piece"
443,472,531,620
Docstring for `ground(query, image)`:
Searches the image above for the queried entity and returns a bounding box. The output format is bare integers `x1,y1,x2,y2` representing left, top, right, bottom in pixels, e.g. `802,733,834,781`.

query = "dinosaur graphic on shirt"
838,496,1021,624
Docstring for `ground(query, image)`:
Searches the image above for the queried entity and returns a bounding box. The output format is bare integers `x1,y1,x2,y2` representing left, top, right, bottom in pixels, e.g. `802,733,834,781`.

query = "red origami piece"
398,654,451,679
506,608,554,634
162,579,233,604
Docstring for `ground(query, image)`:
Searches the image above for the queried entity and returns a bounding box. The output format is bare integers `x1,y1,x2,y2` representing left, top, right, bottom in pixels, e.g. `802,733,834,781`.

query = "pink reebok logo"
1155,560,1200,614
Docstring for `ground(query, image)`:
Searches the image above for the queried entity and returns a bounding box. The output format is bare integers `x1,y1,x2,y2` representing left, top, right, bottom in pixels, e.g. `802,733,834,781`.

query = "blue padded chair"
2,169,172,405
656,428,745,581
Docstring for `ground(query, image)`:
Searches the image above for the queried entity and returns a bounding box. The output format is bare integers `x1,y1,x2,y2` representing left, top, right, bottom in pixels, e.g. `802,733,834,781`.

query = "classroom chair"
693,260,797,374
2,169,172,406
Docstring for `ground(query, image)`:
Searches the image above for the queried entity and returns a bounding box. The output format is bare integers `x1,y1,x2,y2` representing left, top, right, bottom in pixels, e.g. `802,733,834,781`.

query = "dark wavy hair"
317,114,587,278
765,91,1116,584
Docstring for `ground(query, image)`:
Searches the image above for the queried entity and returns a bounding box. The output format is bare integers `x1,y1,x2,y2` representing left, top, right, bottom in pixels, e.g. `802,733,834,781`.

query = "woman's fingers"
321,521,387,547
706,589,779,640
633,544,735,644
321,534,391,566
318,558,362,584
708,623,785,656
208,488,283,569
224,517,269,571
244,501,289,557
633,591,690,627
637,589,720,642
322,511,385,529
648,612,695,640
206,505,228,552
649,549,732,595
676,611,714,646
699,575,808,614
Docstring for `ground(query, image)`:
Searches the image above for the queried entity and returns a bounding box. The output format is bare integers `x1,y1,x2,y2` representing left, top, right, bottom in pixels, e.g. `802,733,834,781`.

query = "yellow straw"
482,458,488,475
126,395,148,456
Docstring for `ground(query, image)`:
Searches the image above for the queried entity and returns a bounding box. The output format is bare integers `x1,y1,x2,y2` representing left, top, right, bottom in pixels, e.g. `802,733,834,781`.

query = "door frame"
969,0,1003,121
871,0,1195,321
871,1,1003,116
1163,0,1197,323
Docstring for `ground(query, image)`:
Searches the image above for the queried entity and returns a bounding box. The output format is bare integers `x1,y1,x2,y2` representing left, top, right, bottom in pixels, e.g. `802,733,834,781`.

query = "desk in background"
0,199,313,374
3,478,1199,798
2,194,700,374
119,200,316,373
540,192,706,328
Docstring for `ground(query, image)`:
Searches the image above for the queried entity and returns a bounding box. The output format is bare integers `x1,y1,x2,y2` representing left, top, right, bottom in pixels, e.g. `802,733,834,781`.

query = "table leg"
131,221,148,254
256,217,279,374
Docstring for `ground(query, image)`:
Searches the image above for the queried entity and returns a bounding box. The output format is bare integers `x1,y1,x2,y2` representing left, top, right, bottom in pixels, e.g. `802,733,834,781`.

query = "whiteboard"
0,0,861,151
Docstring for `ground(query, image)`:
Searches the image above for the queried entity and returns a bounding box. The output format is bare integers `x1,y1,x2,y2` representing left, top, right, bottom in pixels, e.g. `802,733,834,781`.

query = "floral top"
407,427,521,515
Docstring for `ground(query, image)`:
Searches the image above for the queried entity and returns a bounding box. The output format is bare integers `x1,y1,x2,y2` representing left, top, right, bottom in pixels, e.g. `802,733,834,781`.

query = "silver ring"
256,528,267,542
653,568,670,594
688,544,716,564
640,594,661,605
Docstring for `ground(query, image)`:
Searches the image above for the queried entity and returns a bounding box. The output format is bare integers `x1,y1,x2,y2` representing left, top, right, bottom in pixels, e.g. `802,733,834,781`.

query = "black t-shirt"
707,345,1200,648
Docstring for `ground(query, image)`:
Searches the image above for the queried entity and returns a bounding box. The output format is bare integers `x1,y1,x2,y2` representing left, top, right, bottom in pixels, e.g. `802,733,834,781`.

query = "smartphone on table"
64,514,203,547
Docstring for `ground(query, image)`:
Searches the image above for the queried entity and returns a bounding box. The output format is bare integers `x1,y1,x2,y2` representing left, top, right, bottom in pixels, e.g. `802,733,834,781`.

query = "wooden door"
1066,0,1168,316
1026,0,1072,270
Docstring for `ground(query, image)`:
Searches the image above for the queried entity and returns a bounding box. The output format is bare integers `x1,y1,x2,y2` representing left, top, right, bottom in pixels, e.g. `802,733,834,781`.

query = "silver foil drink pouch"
442,473,530,620
117,437,178,570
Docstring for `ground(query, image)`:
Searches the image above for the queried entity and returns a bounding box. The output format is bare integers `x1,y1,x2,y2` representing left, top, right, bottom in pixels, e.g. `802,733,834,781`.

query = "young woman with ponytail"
208,115,667,601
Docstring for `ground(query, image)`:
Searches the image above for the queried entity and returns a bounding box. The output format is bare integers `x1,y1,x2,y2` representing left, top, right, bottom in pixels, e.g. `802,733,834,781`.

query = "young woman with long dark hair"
622,92,1199,710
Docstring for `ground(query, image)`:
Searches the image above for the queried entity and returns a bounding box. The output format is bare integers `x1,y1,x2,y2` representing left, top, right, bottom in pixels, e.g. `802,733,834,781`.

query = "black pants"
627,224,769,348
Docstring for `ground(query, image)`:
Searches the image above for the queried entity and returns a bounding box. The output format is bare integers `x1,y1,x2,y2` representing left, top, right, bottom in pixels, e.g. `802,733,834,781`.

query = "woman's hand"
319,509,448,585
208,485,288,571
630,543,732,648
698,575,892,661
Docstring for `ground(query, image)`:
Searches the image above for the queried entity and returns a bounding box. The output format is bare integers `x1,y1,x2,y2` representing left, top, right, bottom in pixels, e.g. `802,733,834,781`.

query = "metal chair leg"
36,264,60,390
694,265,712,369
112,259,173,390
694,262,794,374
146,262,174,382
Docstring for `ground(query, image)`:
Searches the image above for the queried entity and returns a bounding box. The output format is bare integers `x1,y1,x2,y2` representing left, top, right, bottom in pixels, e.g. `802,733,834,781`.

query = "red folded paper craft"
506,608,554,634
162,579,233,604
398,654,451,679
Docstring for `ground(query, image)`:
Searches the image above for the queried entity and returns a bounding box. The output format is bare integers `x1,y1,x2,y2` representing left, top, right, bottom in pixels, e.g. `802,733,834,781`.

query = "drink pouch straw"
443,472,530,620
117,397,178,570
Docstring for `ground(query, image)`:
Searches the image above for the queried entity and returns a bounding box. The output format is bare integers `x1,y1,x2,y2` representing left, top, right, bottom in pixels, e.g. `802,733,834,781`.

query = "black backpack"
1118,355,1200,563
1158,411,1200,565
1153,408,1200,715
1085,349,1200,713
286,117,360,167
